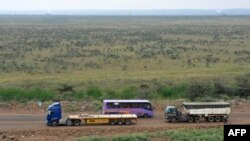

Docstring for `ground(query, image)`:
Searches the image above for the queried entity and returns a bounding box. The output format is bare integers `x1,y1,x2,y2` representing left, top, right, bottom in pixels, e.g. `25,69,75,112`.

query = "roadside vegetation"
77,127,223,141
0,73,249,102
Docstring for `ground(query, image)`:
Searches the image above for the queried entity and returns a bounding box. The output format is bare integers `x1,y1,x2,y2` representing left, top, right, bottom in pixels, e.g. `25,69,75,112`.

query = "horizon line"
1,8,250,11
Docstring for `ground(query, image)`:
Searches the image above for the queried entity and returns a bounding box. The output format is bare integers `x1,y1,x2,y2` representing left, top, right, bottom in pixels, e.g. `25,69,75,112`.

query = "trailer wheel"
194,117,200,123
187,117,194,123
73,120,81,126
109,120,116,125
52,120,58,126
125,119,131,125
143,114,148,118
66,119,72,126
117,119,123,125
208,116,214,122
215,116,221,122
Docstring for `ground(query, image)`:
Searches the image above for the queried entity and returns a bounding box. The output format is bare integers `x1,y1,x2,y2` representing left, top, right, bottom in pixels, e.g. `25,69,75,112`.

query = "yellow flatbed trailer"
65,113,137,126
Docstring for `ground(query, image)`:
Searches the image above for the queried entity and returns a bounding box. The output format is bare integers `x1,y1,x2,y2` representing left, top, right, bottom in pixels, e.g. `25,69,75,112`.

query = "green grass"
0,73,249,102
77,127,223,141
158,83,187,99
0,88,55,102
163,128,223,141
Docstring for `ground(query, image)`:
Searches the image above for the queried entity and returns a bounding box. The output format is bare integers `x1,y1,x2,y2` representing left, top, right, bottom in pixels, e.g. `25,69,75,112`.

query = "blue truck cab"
46,102,62,126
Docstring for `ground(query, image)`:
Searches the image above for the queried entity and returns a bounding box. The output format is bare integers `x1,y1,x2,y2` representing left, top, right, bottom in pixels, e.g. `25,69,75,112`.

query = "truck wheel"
208,116,214,122
170,118,177,123
52,120,58,126
110,120,116,125
125,119,131,125
117,119,123,125
215,116,221,122
187,117,194,123
66,119,72,126
194,117,200,123
73,120,81,126
221,116,227,122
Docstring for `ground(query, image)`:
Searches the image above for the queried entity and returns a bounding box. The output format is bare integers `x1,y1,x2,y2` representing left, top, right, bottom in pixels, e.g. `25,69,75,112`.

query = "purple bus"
102,100,154,118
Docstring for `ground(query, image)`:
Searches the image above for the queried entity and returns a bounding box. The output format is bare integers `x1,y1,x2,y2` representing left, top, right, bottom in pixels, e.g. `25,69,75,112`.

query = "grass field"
77,127,223,141
0,16,249,96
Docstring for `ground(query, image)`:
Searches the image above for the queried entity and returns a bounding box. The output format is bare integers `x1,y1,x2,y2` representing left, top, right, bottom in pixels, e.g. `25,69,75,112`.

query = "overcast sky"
1,0,250,11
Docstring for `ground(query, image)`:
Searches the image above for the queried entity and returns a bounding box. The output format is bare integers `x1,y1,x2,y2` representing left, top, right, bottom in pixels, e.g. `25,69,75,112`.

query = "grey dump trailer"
165,102,231,123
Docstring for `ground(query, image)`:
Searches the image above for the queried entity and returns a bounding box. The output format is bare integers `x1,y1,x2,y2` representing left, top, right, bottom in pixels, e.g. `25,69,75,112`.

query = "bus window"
132,104,138,108
106,102,119,108
106,103,113,108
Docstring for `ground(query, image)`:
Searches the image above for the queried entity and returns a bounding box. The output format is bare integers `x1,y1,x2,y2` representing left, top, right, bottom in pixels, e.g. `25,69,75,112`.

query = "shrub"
234,73,250,97
219,94,230,101
214,81,226,95
104,89,118,99
120,87,137,99
86,87,103,98
187,81,215,101
195,96,218,102
158,84,187,99
74,90,87,100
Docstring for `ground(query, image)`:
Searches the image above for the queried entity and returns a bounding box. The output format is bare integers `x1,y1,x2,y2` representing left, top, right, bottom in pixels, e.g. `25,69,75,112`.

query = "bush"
74,90,87,100
234,73,250,97
86,87,103,99
158,84,187,99
120,87,137,99
219,94,230,101
195,96,218,102
214,81,226,95
93,100,103,111
187,81,215,101
104,89,119,99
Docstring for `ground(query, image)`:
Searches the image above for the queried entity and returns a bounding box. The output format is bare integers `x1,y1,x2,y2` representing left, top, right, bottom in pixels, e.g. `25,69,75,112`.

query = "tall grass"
120,87,137,99
77,127,223,141
0,88,55,102
0,73,249,102
87,87,103,98
163,127,223,141
158,83,187,99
